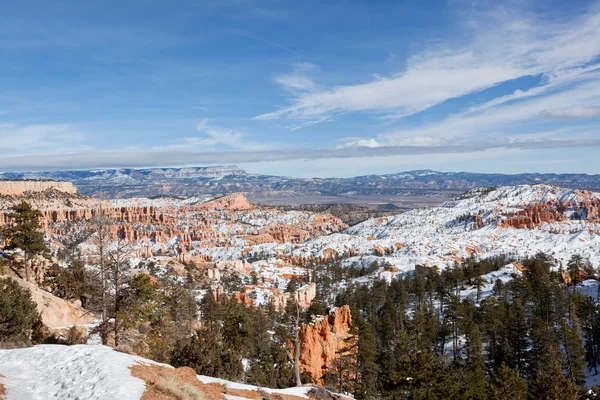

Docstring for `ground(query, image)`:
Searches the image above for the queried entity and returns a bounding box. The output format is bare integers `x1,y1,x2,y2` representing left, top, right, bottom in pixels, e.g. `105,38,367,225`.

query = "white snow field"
0,345,149,400
0,344,328,400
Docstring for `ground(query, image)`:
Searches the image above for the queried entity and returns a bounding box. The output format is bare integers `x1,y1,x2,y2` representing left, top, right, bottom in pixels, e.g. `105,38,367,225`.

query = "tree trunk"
100,243,107,345
294,302,302,386
24,253,30,283
114,252,120,348
94,215,109,346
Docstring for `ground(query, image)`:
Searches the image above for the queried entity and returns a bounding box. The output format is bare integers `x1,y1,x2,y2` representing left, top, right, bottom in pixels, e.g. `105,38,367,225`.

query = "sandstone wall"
297,305,353,384
0,180,77,195
3,275,97,329
498,199,600,229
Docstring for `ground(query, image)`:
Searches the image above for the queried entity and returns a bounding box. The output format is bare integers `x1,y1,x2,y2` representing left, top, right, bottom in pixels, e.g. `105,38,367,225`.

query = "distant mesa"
0,180,77,195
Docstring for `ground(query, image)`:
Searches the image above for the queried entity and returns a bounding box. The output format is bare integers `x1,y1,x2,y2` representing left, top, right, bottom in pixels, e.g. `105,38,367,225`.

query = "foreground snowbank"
0,345,345,400
0,345,148,400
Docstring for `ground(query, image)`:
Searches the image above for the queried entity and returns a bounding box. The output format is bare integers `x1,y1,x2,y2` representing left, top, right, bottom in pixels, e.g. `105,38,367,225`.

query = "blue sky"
1,0,600,177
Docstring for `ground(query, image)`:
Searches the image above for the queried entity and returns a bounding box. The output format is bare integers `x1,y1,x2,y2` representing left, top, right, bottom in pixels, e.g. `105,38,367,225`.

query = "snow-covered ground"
96,185,600,302
194,185,600,275
0,345,335,400
0,345,149,400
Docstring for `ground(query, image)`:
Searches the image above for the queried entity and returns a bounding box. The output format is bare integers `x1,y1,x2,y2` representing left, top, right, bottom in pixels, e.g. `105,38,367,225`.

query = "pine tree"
506,299,529,376
579,296,600,376
464,325,487,399
171,323,243,381
355,316,379,399
108,231,132,347
530,324,577,400
488,363,527,400
1,201,49,282
0,277,40,342
559,315,587,387
567,254,585,286
116,273,165,331
90,212,112,345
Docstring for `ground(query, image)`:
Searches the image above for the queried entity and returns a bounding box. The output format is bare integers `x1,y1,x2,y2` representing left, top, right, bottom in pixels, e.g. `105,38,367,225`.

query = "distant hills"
1,167,599,204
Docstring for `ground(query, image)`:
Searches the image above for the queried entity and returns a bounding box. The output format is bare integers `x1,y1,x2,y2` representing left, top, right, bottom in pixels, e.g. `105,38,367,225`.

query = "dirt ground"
130,363,336,400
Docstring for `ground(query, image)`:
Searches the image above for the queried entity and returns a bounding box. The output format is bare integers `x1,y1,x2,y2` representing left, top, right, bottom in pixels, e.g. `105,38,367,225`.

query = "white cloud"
336,138,383,149
377,77,600,146
256,4,600,126
272,62,319,94
185,119,248,148
0,123,86,153
540,105,600,118
274,75,316,92
1,137,599,172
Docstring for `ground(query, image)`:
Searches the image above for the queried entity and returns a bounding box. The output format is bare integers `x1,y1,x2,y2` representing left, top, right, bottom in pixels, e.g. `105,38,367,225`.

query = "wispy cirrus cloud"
1,137,600,172
157,119,267,151
256,4,600,127
539,105,600,118
0,123,87,153
272,62,319,93
188,119,248,148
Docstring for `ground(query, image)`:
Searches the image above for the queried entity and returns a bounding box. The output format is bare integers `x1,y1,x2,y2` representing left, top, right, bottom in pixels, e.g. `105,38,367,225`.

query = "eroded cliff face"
297,306,353,385
0,180,76,195
216,282,317,311
1,192,346,260
499,198,600,229
2,274,96,330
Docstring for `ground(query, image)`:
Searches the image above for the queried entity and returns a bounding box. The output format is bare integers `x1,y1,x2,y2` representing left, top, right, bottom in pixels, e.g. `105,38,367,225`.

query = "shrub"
154,373,206,400
66,326,87,345
0,277,40,342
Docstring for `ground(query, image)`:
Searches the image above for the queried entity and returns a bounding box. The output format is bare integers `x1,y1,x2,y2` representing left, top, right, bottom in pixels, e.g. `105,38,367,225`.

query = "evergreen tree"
171,323,243,381
354,316,379,399
567,254,586,285
530,324,577,400
578,296,600,376
559,315,587,387
506,299,529,376
488,363,527,400
464,325,487,399
116,273,165,331
1,201,49,282
0,277,40,342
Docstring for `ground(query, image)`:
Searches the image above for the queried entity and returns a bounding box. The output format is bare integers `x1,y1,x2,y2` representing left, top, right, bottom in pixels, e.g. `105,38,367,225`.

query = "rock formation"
269,282,317,310
0,180,76,195
195,193,254,212
4,275,96,331
498,197,600,229
297,305,353,385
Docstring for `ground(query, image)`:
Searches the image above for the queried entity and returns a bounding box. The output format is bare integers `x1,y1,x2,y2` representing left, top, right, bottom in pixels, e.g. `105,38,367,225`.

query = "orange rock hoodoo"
220,282,317,311
297,305,353,385
499,198,600,229
1,192,346,260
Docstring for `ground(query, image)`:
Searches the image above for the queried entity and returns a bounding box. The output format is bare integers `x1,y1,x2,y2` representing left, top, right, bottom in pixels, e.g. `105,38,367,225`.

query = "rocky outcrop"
220,282,317,311
499,198,600,229
0,180,76,195
195,193,254,212
42,206,168,224
269,282,317,311
499,204,567,228
297,306,353,385
4,275,96,330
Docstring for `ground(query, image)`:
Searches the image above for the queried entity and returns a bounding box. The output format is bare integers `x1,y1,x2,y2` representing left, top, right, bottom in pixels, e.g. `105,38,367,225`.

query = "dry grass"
0,372,6,398
130,362,337,400
130,363,225,400
154,373,207,400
